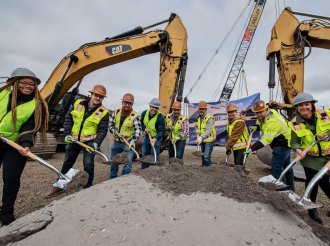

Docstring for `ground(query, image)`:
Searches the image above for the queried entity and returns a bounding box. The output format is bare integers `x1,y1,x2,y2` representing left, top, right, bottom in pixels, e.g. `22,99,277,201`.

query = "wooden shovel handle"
75,141,95,152
2,137,38,160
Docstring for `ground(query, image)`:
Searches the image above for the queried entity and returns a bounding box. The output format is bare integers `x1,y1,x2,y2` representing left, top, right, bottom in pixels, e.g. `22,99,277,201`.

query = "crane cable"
184,0,252,101
211,1,255,101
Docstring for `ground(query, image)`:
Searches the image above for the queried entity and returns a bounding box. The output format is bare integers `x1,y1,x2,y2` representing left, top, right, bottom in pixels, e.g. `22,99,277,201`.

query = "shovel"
67,136,128,165
0,134,83,189
169,138,183,164
116,134,141,161
259,136,320,190
192,143,203,157
139,132,163,165
242,125,258,165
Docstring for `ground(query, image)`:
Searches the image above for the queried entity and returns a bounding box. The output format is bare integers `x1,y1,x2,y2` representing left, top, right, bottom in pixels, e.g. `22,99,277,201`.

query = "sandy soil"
0,146,329,245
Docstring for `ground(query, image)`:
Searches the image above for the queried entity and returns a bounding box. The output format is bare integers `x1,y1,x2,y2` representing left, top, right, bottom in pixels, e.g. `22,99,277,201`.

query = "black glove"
226,148,232,156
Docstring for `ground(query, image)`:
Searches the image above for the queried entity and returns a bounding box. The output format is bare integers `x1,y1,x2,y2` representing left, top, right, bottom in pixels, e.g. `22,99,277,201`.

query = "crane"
218,0,266,101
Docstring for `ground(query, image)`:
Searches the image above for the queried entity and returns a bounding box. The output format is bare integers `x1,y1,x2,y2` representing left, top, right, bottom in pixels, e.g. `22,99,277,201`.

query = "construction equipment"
266,8,330,115
0,134,84,189
218,0,266,101
66,136,127,165
28,13,187,158
257,8,330,176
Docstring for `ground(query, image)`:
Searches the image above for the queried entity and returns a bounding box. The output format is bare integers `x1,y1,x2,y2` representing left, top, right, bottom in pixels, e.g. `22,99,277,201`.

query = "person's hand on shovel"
243,148,253,157
128,139,135,149
225,148,232,156
317,133,330,141
64,135,74,143
195,136,203,145
19,147,30,157
150,138,157,146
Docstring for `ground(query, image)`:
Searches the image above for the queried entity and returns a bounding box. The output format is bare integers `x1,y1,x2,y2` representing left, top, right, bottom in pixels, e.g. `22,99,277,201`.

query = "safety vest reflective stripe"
259,109,291,146
114,109,138,139
143,109,160,138
289,110,330,156
0,89,36,141
227,118,248,150
166,114,188,140
196,113,216,143
71,99,109,142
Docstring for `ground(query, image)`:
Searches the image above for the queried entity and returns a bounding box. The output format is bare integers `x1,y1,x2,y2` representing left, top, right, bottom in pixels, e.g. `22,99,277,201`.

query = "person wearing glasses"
140,98,165,169
46,85,109,198
0,68,49,226
108,93,141,178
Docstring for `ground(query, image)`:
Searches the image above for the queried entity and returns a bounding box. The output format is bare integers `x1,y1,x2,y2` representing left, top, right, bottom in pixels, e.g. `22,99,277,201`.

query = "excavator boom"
41,13,188,115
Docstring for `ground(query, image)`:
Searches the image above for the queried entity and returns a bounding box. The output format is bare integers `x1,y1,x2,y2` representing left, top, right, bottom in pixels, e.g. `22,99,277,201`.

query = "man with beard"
45,85,109,197
108,93,141,178
140,98,165,169
245,100,294,191
165,101,189,161
195,101,216,167
225,104,248,169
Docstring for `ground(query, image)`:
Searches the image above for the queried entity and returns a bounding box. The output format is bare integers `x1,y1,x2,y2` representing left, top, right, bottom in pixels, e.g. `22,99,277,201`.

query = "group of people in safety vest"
0,67,329,226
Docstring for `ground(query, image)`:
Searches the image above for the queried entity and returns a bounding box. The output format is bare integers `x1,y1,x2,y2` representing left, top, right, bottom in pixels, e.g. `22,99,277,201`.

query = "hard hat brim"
293,99,318,107
252,105,269,113
7,76,41,85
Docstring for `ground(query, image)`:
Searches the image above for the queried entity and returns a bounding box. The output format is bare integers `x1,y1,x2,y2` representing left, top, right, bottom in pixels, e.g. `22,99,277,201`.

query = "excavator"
256,8,330,178
32,13,188,157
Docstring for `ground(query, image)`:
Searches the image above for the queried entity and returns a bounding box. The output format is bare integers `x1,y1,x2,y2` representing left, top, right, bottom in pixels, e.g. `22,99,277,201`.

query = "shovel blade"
192,151,203,157
53,168,88,189
169,158,184,165
258,175,289,190
281,190,323,210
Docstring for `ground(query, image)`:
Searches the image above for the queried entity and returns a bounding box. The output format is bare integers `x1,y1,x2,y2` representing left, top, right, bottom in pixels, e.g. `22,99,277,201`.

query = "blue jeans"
109,141,134,179
168,139,186,159
141,136,161,169
201,141,214,166
61,142,95,186
271,147,295,191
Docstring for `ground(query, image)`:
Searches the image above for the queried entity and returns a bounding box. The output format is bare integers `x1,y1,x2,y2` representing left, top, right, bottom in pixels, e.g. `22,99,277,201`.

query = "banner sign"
187,93,261,145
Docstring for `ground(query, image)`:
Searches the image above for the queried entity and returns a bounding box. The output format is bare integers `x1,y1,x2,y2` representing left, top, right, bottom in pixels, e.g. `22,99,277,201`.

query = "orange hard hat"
226,104,238,112
252,100,269,113
122,93,134,103
89,85,107,97
198,101,207,109
171,101,182,110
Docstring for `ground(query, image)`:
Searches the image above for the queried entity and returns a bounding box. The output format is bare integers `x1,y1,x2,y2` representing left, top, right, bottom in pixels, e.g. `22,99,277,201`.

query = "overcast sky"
1,0,329,111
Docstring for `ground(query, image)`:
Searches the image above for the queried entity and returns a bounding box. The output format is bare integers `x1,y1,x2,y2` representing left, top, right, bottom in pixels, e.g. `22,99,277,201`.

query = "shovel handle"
0,135,68,180
74,140,95,152
118,135,140,159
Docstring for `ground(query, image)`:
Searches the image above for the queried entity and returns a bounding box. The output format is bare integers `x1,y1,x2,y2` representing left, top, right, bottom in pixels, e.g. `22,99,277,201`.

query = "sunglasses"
92,93,105,99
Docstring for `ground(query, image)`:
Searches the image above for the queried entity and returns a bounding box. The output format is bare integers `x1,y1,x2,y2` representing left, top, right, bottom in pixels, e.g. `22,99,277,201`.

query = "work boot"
0,213,15,226
45,187,64,198
308,209,323,225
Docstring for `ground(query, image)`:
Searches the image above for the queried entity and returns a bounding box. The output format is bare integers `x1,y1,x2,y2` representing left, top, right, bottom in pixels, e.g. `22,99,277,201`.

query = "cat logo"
105,44,132,56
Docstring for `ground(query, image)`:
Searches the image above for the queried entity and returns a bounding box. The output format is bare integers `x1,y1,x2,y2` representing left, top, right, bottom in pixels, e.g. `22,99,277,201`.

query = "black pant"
303,166,330,202
61,142,95,186
233,149,244,165
0,142,27,215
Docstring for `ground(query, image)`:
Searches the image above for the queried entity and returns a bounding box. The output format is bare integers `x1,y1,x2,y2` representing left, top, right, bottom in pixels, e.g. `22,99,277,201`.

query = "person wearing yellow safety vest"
195,101,216,166
289,92,330,224
140,98,165,169
245,100,295,191
0,68,49,226
108,93,141,178
45,85,109,198
165,101,189,161
225,104,248,167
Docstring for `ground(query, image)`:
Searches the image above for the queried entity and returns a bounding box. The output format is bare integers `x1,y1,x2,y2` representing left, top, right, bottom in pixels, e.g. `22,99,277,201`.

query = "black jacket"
63,98,109,145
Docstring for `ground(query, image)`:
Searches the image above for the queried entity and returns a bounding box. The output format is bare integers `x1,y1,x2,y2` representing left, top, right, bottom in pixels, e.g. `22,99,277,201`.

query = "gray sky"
1,0,329,111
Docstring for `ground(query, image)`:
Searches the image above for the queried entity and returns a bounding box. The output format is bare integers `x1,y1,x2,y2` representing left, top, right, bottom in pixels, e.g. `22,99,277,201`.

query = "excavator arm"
266,8,330,109
41,13,188,115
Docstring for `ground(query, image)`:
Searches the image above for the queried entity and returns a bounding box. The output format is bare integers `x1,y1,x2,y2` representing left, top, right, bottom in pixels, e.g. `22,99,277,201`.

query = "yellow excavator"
266,7,330,117
257,7,330,178
33,13,188,157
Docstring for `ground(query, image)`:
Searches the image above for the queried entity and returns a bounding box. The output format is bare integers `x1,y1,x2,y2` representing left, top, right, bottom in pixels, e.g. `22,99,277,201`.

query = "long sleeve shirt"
108,109,142,142
225,116,246,149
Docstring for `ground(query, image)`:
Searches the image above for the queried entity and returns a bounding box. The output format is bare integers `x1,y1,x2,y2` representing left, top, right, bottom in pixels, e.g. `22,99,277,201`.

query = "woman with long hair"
0,68,48,226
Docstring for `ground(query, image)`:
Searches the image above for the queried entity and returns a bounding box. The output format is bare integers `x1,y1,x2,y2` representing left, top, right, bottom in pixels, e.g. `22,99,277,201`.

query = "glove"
195,137,203,144
92,142,98,150
171,136,181,144
243,148,253,157
112,128,119,137
226,148,232,156
64,135,73,143
128,139,135,149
